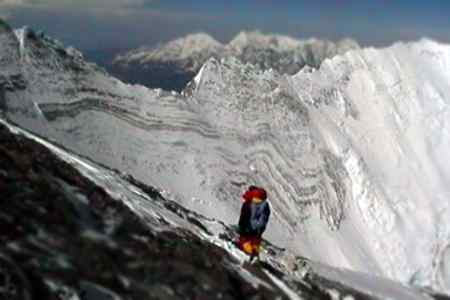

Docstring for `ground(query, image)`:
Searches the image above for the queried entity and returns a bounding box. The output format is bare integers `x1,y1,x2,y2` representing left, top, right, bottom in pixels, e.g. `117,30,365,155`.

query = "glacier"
2,20,450,295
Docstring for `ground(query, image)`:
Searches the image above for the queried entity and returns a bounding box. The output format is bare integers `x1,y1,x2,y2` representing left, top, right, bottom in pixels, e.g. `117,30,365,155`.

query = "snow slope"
2,20,450,294
291,39,450,288
0,117,444,300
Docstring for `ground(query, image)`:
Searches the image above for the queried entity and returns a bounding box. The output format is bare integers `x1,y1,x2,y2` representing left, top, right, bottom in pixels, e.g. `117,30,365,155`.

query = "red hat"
242,186,267,202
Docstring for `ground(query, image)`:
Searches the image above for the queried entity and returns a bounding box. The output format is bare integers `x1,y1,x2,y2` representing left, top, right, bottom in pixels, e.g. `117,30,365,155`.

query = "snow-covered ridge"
227,30,304,52
2,22,450,295
112,30,360,91
114,31,360,71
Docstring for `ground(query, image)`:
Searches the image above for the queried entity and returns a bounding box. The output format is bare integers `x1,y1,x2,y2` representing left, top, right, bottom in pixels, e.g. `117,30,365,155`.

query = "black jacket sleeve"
238,202,251,235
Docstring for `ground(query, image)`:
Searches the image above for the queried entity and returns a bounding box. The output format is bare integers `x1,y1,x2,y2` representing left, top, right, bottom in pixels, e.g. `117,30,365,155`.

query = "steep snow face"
3,25,450,294
190,57,359,274
187,57,344,247
291,39,450,289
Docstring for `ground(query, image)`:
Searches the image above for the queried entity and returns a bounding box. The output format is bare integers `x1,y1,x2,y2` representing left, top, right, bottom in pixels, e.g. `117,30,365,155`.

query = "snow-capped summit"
111,31,360,91
336,38,361,52
227,30,303,53
114,32,223,72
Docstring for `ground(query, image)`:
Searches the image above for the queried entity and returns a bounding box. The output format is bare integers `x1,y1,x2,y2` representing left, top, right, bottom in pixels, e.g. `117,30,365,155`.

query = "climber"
237,185,271,262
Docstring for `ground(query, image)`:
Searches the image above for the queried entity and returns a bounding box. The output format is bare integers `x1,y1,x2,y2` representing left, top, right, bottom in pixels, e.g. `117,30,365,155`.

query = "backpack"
249,201,270,235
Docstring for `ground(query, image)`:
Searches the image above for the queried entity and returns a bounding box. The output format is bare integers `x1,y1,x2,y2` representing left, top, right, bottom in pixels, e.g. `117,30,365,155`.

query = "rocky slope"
2,19,450,297
111,31,359,91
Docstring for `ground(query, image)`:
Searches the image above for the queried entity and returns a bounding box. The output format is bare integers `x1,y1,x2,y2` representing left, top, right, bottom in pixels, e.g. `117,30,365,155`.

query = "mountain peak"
181,32,222,45
228,30,263,46
164,32,223,54
112,31,360,91
113,32,223,72
228,30,302,51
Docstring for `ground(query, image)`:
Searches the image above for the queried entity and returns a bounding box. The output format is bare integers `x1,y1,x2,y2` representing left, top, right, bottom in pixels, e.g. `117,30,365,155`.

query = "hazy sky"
1,0,450,51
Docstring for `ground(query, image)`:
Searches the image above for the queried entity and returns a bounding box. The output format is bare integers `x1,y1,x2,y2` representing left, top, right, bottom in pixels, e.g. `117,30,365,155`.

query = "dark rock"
0,122,294,299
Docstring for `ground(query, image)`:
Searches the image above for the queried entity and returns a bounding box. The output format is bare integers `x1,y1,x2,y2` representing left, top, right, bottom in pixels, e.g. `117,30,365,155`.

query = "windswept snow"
291,39,450,289
263,270,303,300
309,261,433,300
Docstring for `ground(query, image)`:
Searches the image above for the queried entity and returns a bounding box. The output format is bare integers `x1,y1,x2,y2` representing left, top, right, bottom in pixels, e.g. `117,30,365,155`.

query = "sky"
1,0,450,52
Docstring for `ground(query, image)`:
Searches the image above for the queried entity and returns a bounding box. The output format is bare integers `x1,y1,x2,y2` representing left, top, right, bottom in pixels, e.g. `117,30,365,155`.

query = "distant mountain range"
110,31,360,91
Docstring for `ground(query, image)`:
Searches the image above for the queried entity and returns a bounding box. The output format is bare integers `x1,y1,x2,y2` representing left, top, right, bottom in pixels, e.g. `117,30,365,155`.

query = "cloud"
0,0,153,9
0,0,25,7
1,0,219,21
0,0,164,20
0,0,28,6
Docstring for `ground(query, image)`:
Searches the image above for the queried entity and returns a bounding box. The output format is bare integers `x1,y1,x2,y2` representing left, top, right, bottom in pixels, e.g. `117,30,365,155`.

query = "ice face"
291,39,450,288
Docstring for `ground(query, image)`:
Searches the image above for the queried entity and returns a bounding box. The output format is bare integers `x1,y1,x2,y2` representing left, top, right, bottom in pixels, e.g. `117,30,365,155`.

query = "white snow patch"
228,264,274,290
263,270,302,300
194,62,206,86
309,262,432,300
13,27,26,59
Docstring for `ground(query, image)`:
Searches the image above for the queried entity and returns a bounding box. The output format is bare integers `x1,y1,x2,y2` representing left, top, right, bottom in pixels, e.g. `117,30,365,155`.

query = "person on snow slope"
237,185,271,262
